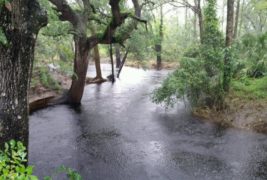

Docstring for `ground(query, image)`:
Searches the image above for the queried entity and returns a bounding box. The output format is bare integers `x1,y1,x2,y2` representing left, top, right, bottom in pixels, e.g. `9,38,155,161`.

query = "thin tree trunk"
185,6,188,30
193,0,198,38
237,0,245,37
115,45,121,68
0,0,47,146
223,0,235,92
225,0,235,47
117,50,129,78
89,25,103,80
196,0,204,43
156,4,163,70
234,0,240,39
108,44,115,82
93,45,103,79
221,0,226,32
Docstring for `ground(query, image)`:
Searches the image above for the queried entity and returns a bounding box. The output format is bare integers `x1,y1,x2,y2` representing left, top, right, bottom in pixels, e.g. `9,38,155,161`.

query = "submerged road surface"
29,66,267,180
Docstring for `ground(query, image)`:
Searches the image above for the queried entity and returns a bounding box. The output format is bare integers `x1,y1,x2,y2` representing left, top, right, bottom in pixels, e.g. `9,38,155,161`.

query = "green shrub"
153,57,208,107
239,33,267,78
153,0,225,109
39,67,61,90
0,140,82,180
0,140,37,179
232,76,267,100
44,166,82,180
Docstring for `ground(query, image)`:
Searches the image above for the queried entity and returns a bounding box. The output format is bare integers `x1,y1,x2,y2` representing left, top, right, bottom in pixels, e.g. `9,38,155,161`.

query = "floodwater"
29,65,267,180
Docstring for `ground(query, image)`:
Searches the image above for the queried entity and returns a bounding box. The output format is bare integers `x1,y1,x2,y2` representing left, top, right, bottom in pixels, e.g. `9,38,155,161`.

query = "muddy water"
29,65,267,180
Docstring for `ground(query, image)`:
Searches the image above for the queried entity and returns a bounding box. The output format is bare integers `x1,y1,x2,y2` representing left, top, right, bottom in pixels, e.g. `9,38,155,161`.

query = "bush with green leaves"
39,67,61,90
153,0,225,109
238,33,267,78
0,140,82,180
0,140,37,179
152,57,208,107
44,166,82,180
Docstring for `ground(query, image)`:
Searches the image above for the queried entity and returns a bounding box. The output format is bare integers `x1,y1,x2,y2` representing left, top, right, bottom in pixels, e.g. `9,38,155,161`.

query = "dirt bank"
194,95,267,133
29,70,72,112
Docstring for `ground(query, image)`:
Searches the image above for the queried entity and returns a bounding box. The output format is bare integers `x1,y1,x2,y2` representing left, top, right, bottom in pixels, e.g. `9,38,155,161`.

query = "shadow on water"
29,65,267,180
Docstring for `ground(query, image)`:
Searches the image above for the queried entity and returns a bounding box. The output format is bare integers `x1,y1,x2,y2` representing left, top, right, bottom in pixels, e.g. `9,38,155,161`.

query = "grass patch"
231,76,267,100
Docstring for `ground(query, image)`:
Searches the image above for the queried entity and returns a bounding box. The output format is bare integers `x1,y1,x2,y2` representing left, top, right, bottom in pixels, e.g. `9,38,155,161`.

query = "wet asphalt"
29,65,267,180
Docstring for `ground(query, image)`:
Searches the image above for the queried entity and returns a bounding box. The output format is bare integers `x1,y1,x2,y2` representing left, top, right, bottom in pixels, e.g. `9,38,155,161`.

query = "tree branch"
49,0,79,26
85,0,147,49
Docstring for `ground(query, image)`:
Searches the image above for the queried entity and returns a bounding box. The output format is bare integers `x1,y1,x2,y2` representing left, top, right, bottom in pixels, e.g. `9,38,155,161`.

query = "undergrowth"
231,76,267,100
0,140,82,180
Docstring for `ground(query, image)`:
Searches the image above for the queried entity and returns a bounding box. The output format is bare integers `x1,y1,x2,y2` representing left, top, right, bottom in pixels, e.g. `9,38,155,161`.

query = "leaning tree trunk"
0,1,47,147
117,49,129,78
67,37,89,104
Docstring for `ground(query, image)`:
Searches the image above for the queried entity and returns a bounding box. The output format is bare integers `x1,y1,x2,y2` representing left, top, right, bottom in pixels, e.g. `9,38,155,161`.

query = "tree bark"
0,0,47,146
193,0,198,38
156,4,163,70
193,0,204,43
67,37,89,104
89,25,103,80
226,0,235,47
233,0,241,39
115,45,121,68
223,0,235,92
109,44,115,82
237,0,245,37
221,0,226,32
196,0,204,43
93,45,103,79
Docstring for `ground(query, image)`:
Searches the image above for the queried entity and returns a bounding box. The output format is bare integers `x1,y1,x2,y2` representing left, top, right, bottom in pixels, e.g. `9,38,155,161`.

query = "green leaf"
0,28,7,45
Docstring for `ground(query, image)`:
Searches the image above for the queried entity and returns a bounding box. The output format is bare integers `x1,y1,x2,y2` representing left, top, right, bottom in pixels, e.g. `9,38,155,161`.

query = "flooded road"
29,65,267,180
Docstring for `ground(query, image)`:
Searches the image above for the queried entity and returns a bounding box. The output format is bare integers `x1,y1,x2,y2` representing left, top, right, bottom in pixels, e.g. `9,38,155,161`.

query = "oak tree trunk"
0,1,47,146
67,37,89,104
